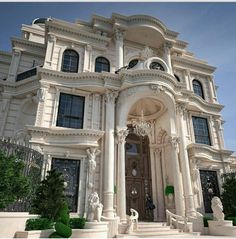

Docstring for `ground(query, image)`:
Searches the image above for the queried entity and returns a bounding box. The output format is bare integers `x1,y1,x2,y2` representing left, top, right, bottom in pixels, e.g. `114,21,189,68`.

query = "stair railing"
166,209,192,233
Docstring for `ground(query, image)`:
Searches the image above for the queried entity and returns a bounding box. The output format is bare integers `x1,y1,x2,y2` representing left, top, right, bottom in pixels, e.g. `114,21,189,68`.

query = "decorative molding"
27,126,104,149
104,90,119,104
168,136,180,149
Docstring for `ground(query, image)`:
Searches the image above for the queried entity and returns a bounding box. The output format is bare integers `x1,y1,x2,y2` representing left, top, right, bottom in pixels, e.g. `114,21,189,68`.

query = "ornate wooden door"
125,131,153,221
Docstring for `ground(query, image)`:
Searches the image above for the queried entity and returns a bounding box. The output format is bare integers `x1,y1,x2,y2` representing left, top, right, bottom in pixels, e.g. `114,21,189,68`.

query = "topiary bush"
69,218,86,229
49,202,72,238
25,218,53,231
30,169,66,221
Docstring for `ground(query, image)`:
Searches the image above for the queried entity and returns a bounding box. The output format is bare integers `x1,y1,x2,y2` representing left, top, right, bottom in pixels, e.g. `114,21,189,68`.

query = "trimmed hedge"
225,216,236,226
69,218,86,229
25,218,53,231
203,216,213,227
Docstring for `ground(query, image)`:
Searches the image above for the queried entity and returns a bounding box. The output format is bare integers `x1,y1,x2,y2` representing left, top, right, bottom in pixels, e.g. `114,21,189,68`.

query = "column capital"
164,42,173,50
104,90,119,104
48,34,56,43
169,136,180,149
12,48,22,56
116,127,129,144
114,28,124,42
85,44,92,52
176,102,188,116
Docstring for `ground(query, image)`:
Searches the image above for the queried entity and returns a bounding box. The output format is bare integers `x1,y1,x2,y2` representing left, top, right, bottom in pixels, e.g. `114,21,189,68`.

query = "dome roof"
32,17,51,25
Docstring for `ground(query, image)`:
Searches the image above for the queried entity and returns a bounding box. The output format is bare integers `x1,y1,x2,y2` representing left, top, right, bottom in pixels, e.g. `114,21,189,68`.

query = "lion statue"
211,196,224,221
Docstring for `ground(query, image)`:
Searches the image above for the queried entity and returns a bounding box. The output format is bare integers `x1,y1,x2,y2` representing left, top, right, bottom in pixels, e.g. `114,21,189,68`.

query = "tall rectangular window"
56,93,85,129
192,116,211,145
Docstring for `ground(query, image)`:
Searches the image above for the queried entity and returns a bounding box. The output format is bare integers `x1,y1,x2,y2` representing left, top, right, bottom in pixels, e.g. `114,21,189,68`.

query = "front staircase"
116,222,198,238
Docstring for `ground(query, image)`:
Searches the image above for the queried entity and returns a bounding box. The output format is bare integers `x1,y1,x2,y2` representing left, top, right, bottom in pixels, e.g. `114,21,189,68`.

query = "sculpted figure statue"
87,192,103,222
211,196,225,221
86,148,100,189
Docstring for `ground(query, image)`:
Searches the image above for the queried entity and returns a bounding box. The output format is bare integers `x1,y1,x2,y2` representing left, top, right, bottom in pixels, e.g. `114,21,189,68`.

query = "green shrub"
25,218,53,231
225,216,236,226
203,215,213,227
69,218,86,229
54,222,72,238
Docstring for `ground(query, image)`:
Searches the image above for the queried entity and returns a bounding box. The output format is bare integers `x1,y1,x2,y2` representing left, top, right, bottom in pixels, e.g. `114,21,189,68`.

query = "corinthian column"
169,136,185,216
176,103,196,216
103,90,118,218
114,29,124,70
116,127,129,222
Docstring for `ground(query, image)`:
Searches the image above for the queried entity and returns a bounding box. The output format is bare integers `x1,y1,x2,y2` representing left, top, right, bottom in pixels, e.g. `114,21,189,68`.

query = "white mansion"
0,13,236,234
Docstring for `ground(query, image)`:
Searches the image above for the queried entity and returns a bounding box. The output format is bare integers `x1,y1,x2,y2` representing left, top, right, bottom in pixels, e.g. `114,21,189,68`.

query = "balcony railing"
16,66,42,82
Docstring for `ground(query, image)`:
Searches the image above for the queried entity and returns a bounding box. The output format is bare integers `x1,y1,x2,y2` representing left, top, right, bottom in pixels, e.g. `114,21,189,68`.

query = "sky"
0,2,235,153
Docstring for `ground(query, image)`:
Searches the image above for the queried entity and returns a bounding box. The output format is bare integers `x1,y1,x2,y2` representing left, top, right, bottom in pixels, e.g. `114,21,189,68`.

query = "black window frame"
193,79,205,99
192,116,211,145
61,49,79,73
95,56,110,73
56,93,85,129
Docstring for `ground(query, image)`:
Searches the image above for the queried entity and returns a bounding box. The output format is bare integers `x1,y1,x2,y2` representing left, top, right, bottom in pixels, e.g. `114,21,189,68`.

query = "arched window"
95,57,110,72
193,79,204,99
174,74,181,82
61,49,79,73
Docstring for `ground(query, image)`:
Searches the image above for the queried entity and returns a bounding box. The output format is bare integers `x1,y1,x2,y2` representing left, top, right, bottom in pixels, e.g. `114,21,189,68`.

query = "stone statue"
86,148,100,189
211,196,224,221
126,208,139,234
87,192,103,222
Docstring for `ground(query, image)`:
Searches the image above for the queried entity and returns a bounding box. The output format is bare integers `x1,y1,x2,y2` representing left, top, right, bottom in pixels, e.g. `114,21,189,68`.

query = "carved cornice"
46,20,110,48
11,37,46,56
181,91,224,113
187,143,234,162
27,126,104,149
172,55,216,74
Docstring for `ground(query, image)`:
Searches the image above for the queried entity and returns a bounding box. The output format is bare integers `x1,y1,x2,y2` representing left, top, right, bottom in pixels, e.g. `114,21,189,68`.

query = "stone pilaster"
8,49,21,81
83,44,92,72
163,42,173,74
116,127,129,222
103,90,118,218
0,93,11,135
114,29,124,70
44,34,56,69
35,84,49,127
176,102,196,216
169,136,185,216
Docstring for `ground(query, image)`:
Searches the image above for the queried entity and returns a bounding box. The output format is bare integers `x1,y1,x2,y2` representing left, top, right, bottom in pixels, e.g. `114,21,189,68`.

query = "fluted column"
8,49,21,81
169,136,185,216
163,42,173,74
103,90,118,218
176,103,196,216
115,29,124,70
0,93,11,135
116,127,129,222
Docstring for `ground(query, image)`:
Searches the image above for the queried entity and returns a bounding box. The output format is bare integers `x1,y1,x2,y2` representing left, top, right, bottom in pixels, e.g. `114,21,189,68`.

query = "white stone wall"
0,52,11,79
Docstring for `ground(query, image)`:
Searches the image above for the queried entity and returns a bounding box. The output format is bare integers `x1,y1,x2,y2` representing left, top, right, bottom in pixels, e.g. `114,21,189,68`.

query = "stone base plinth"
208,220,236,236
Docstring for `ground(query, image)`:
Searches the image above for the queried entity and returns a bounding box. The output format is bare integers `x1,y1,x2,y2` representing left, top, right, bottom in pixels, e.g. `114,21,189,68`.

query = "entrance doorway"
125,128,154,221
52,158,80,212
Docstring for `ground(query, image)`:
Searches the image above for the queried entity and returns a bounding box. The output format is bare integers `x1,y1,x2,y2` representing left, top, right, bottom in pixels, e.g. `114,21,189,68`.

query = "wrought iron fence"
0,137,43,212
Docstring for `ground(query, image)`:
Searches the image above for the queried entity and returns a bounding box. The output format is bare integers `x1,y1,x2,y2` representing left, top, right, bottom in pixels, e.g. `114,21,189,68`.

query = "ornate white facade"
0,13,236,233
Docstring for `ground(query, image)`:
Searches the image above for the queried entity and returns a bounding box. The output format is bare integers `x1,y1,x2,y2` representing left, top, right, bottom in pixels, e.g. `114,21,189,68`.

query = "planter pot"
71,228,108,238
14,229,54,238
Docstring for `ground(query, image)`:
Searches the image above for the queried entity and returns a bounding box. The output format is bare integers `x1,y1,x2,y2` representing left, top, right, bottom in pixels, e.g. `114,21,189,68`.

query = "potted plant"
165,185,174,202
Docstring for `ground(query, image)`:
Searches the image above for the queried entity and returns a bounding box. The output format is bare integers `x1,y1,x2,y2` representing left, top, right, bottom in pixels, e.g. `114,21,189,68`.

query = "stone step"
136,227,172,232
116,232,192,238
